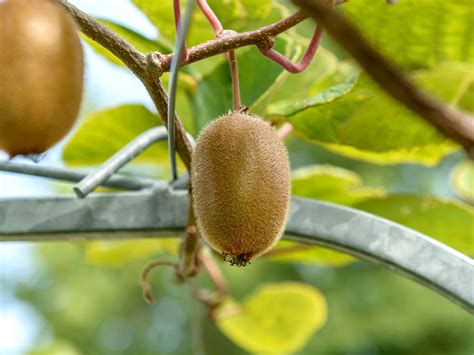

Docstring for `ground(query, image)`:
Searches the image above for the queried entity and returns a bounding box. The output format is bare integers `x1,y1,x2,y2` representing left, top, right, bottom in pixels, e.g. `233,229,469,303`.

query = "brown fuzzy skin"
192,112,291,266
0,0,84,157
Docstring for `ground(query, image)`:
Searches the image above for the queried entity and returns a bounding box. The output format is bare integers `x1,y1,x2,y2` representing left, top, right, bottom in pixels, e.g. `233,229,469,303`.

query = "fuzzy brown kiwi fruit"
0,0,84,157
192,112,291,266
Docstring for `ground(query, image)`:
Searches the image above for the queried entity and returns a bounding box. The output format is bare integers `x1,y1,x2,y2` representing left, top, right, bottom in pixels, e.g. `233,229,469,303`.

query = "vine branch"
157,11,308,71
58,0,473,170
57,0,194,171
56,0,146,76
292,0,474,158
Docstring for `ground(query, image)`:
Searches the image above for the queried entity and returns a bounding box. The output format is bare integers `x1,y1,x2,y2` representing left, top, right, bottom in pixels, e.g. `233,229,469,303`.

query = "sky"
0,1,158,353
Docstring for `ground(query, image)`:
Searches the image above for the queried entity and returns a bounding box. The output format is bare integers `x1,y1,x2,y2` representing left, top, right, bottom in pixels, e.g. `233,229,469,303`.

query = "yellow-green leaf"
346,0,474,70
267,165,384,266
253,48,357,116
63,104,171,168
288,63,474,165
85,239,179,267
216,282,327,354
452,160,474,203
267,240,354,266
29,340,82,355
292,165,384,206
355,195,474,255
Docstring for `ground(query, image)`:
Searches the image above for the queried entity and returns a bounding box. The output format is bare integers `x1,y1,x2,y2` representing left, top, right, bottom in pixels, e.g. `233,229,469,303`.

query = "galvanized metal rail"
0,183,472,313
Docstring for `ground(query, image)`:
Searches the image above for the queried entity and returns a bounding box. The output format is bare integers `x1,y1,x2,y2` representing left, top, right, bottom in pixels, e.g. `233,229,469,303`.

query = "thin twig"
189,283,206,355
258,0,335,73
227,49,242,109
196,0,223,33
197,0,241,109
277,122,294,139
158,11,309,71
259,25,324,73
200,250,229,297
177,190,201,278
173,0,189,62
292,0,474,158
140,260,177,304
157,0,346,71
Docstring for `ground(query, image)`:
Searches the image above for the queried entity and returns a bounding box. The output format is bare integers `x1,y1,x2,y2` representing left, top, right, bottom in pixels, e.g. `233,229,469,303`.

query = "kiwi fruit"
0,0,84,157
192,112,291,266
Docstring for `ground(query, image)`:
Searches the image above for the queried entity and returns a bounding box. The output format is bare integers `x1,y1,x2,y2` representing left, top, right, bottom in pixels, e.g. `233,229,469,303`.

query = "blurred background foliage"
1,0,473,354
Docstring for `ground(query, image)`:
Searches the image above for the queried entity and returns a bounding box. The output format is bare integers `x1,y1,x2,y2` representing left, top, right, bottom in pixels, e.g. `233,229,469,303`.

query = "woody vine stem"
54,0,474,304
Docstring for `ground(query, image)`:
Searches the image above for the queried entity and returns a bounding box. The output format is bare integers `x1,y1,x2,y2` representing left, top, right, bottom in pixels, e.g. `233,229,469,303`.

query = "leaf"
215,282,327,354
451,160,474,203
355,195,474,255
85,239,179,267
288,62,474,165
29,340,82,355
208,0,279,32
267,240,354,266
131,0,209,46
131,0,283,47
63,104,170,167
292,165,384,206
267,165,383,266
266,74,359,117
345,0,474,69
82,19,169,67
252,46,359,115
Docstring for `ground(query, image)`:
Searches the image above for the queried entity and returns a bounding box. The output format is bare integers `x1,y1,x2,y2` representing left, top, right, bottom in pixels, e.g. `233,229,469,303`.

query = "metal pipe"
168,0,196,181
72,127,196,198
0,161,155,191
0,190,472,312
73,126,168,198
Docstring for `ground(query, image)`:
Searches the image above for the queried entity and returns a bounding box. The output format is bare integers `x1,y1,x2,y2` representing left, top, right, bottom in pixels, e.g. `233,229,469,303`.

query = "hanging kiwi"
0,0,84,157
192,112,291,266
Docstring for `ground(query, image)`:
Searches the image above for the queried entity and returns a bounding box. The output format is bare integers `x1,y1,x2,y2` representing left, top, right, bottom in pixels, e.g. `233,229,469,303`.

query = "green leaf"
131,0,284,46
355,195,474,255
82,19,169,67
131,0,213,46
252,46,359,115
268,240,354,266
346,0,474,69
29,340,82,355
292,165,384,206
208,0,279,32
267,165,383,266
63,104,169,167
267,74,358,117
270,165,384,266
288,62,474,165
451,160,474,203
85,239,179,267
216,282,327,354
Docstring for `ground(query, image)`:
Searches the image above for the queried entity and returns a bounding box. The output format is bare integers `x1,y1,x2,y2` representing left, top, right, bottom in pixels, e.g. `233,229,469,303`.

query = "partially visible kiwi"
192,112,291,266
0,0,84,157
